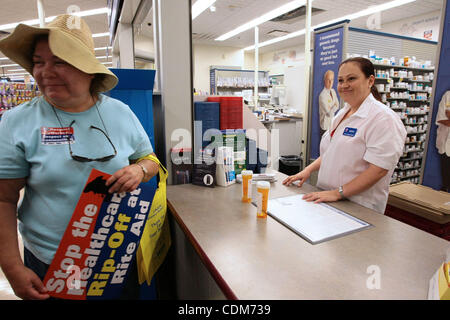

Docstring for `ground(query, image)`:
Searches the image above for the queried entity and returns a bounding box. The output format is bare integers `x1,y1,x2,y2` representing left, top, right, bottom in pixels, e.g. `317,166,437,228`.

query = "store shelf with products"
370,61,435,185
209,68,269,96
0,82,40,119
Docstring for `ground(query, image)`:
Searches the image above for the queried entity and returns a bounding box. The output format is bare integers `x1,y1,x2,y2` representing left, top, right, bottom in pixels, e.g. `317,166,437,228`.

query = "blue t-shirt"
0,95,153,264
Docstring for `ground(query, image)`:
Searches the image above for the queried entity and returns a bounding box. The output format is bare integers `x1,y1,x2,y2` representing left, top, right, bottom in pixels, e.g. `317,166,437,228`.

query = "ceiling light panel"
192,0,295,42
244,0,418,50
0,7,109,31
216,0,309,41
192,0,218,19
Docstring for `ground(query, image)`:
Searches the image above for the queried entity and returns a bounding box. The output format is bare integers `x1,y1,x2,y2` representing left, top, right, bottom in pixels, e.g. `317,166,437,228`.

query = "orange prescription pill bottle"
256,181,270,218
241,170,253,203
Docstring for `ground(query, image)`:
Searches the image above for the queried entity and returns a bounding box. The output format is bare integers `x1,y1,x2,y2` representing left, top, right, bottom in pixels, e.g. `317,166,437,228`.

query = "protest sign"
43,168,157,299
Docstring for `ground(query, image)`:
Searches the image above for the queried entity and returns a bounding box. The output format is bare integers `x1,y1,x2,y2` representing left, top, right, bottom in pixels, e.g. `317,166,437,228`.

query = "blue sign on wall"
104,69,159,299
310,24,346,160
107,68,156,149
422,1,450,191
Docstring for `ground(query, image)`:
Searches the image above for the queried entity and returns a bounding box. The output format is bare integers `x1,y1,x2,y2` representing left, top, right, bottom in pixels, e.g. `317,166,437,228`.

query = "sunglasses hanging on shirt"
51,105,117,162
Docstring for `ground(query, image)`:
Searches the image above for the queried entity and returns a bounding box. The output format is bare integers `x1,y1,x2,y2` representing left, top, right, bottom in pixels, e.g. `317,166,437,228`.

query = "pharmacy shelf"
390,87,409,90
374,62,434,185
210,68,269,95
373,63,435,72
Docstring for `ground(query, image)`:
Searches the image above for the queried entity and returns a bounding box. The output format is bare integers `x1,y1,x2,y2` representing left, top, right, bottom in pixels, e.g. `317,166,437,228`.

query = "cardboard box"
388,182,450,224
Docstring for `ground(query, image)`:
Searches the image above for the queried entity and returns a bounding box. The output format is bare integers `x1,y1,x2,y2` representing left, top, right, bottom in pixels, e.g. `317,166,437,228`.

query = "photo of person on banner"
0,14,160,300
436,90,450,192
318,70,340,136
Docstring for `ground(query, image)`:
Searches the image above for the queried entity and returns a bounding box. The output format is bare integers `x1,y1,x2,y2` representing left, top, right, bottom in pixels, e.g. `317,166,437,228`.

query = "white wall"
132,39,249,94
134,34,155,69
260,45,305,75
155,0,192,181
190,43,308,94
244,51,256,70
257,45,306,113
193,44,245,94
161,41,308,95
134,34,155,54
377,10,441,42
284,65,305,113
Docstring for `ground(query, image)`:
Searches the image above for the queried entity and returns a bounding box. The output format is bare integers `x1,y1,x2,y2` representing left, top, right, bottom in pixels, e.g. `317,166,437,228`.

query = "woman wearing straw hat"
0,14,159,299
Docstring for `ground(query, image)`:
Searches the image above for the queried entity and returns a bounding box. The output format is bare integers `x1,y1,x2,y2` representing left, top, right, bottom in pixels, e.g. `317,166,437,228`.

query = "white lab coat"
319,88,339,131
317,94,407,214
436,91,450,156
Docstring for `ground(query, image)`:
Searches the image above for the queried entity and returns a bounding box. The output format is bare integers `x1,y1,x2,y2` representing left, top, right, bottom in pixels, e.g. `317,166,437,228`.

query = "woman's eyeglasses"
67,120,117,162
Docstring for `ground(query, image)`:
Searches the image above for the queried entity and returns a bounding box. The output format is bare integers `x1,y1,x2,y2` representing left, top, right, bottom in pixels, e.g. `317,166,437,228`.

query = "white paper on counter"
266,194,371,244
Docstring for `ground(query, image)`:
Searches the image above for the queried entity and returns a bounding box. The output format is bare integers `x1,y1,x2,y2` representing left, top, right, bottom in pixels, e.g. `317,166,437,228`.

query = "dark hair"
338,57,382,102
90,74,106,97
30,34,49,65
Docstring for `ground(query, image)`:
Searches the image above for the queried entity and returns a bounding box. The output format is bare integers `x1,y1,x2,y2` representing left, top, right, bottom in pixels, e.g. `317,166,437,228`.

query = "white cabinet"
265,119,303,170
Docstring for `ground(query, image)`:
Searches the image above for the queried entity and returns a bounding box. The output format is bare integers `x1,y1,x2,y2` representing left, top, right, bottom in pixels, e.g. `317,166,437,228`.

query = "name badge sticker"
41,127,75,145
343,127,357,137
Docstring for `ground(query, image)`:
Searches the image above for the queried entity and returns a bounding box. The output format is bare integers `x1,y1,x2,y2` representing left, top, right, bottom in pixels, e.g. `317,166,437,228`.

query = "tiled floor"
0,189,24,300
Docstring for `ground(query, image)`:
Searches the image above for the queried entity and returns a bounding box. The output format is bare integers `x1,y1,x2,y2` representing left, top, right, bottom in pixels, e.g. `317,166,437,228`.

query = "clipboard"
259,194,372,244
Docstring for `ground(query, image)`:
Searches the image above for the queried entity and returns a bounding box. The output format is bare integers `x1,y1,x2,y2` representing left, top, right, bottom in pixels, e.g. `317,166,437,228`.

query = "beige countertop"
167,170,449,299
260,116,303,124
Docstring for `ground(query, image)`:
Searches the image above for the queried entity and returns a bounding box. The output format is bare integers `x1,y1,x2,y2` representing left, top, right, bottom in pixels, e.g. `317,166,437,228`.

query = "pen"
222,148,228,184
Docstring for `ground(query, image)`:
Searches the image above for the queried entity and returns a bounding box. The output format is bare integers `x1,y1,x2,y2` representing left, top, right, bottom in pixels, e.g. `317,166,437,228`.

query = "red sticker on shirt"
41,127,75,145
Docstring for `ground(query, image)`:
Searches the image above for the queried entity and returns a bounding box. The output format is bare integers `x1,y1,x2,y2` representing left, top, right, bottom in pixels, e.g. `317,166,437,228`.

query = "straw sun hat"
0,14,118,93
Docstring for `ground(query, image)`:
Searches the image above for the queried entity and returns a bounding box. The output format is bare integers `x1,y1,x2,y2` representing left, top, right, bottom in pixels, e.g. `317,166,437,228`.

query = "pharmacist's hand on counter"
282,170,310,188
302,189,341,204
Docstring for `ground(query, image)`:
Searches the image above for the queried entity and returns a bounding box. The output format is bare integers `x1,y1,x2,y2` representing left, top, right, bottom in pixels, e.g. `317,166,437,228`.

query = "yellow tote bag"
136,154,171,285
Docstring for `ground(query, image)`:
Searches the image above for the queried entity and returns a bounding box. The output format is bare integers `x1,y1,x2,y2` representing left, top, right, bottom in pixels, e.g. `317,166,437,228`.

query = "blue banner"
108,69,156,149
310,25,345,160
422,1,450,191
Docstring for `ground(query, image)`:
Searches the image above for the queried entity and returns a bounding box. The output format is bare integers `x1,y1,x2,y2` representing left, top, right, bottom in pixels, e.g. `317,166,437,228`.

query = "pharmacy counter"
166,170,449,299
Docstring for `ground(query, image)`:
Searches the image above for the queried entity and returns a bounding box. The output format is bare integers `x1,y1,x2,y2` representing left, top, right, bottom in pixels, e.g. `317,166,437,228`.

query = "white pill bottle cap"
257,181,270,189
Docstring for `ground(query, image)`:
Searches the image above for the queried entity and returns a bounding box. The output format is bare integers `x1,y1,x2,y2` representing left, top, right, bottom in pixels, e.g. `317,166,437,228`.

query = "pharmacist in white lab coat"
284,57,406,214
318,70,340,136
436,90,450,192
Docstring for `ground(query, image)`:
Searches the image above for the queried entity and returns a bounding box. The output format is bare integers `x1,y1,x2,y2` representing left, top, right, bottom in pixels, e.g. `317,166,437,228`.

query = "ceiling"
0,0,109,79
187,0,444,50
0,0,444,79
